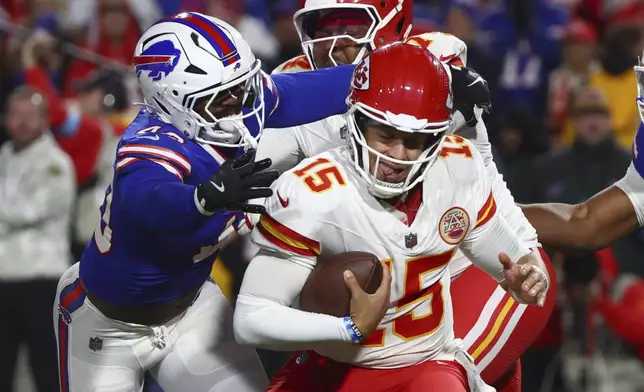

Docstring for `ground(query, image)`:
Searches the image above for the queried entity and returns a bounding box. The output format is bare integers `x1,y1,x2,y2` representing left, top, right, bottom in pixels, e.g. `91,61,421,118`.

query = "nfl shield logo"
405,233,418,248
89,336,103,352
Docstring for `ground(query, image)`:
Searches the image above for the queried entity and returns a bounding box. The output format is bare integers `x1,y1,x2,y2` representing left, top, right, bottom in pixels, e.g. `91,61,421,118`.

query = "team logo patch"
405,233,418,248
133,40,182,82
89,336,103,352
58,304,72,325
351,55,370,90
438,207,470,245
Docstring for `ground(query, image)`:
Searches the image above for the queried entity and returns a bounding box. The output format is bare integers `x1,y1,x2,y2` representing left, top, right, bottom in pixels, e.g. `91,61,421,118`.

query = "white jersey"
250,138,524,368
615,162,644,226
257,33,540,278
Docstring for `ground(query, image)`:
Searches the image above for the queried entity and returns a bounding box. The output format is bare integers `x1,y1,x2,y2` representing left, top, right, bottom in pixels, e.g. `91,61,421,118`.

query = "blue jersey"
80,65,355,306
79,112,244,305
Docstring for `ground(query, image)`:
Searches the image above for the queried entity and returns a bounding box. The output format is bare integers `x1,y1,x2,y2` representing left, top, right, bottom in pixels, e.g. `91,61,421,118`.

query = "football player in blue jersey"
519,56,644,249
52,12,357,392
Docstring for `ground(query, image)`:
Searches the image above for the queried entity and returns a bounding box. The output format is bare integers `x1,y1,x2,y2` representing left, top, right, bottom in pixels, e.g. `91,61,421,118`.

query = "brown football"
299,251,383,317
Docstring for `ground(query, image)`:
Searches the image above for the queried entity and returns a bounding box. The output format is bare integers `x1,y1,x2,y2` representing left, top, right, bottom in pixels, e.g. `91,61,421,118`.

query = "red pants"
269,248,557,391
452,248,557,384
268,351,468,392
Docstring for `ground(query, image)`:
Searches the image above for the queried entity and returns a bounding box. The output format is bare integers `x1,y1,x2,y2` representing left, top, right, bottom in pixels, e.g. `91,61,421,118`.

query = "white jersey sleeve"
614,162,644,226
256,55,347,174
457,141,532,282
235,156,353,350
448,109,540,278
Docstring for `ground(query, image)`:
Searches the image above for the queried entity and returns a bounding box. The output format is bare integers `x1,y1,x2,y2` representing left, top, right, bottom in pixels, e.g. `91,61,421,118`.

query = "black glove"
195,148,279,214
450,65,492,126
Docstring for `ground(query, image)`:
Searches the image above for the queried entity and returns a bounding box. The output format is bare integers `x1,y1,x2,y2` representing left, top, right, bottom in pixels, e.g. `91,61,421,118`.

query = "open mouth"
377,162,408,183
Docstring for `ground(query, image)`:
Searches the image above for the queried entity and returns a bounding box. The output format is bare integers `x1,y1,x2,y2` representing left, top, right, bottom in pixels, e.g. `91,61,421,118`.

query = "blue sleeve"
116,161,208,233
634,122,644,177
263,65,356,128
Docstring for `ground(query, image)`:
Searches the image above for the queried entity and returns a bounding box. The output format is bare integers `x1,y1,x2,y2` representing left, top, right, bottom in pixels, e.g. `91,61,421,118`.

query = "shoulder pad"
117,119,194,179
272,55,313,75
405,32,468,67
439,134,483,169
267,153,347,214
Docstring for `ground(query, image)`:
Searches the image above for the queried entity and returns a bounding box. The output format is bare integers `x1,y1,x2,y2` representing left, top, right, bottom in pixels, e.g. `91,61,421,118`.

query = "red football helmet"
345,42,453,198
294,0,413,69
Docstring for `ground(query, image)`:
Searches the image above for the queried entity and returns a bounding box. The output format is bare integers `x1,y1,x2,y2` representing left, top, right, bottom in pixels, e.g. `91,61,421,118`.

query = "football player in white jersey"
233,43,550,392
230,1,557,390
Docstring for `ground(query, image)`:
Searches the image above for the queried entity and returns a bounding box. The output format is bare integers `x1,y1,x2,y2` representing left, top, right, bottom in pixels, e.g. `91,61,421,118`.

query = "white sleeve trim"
614,163,644,227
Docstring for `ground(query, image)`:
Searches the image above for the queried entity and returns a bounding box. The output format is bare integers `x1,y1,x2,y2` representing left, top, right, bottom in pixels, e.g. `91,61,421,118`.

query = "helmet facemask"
176,59,264,148
345,105,451,199
295,6,381,69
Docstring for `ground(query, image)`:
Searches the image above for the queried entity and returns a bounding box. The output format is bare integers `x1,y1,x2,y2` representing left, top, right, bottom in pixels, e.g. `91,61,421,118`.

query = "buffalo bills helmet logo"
133,40,181,82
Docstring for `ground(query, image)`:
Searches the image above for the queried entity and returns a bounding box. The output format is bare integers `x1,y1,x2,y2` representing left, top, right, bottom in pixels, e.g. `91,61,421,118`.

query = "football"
299,251,383,317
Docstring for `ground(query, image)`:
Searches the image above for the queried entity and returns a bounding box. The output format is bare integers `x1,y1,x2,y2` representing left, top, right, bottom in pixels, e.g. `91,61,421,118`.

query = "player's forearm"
234,252,352,350
266,65,354,128
119,167,208,232
519,184,639,250
461,215,531,282
234,294,352,350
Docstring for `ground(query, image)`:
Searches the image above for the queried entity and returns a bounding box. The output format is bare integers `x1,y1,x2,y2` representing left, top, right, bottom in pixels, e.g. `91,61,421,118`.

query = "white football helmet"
635,51,644,122
133,12,264,148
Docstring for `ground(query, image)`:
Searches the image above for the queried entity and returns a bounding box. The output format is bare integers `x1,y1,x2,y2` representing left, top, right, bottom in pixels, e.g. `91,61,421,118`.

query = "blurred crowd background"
1,0,644,391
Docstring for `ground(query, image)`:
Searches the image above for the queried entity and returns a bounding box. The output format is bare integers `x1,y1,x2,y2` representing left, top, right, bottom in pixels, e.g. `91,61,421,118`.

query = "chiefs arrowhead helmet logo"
351,55,370,91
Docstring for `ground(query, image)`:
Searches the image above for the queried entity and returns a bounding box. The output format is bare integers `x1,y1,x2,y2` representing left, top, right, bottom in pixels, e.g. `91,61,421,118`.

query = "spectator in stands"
520,86,630,204
265,0,302,71
0,85,75,392
547,19,599,142
21,29,105,190
588,25,641,149
519,86,644,269
70,68,132,259
494,106,548,195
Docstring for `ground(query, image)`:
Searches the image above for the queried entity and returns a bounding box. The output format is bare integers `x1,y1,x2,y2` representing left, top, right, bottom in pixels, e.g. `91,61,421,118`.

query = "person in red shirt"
20,29,104,189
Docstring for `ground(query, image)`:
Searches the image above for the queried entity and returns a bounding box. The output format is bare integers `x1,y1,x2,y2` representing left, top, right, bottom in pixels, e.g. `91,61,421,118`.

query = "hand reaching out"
499,252,549,306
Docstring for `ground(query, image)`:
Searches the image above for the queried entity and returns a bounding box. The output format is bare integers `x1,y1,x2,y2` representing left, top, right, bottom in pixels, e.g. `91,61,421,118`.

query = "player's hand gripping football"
450,65,492,126
344,261,392,338
499,252,549,307
195,148,279,214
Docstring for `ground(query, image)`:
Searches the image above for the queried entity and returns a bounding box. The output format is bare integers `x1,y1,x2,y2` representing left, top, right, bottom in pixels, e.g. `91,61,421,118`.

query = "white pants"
53,262,268,392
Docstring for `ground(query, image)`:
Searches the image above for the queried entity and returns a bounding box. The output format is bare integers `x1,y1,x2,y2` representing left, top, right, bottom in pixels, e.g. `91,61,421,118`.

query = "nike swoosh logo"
211,181,225,192
468,76,485,87
277,190,289,208
138,135,160,141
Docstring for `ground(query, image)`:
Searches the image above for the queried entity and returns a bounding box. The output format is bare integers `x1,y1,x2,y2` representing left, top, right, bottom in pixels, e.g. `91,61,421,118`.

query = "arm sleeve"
263,65,354,128
614,163,644,227
115,160,208,233
459,148,531,282
234,251,352,350
234,171,352,349
0,153,75,228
